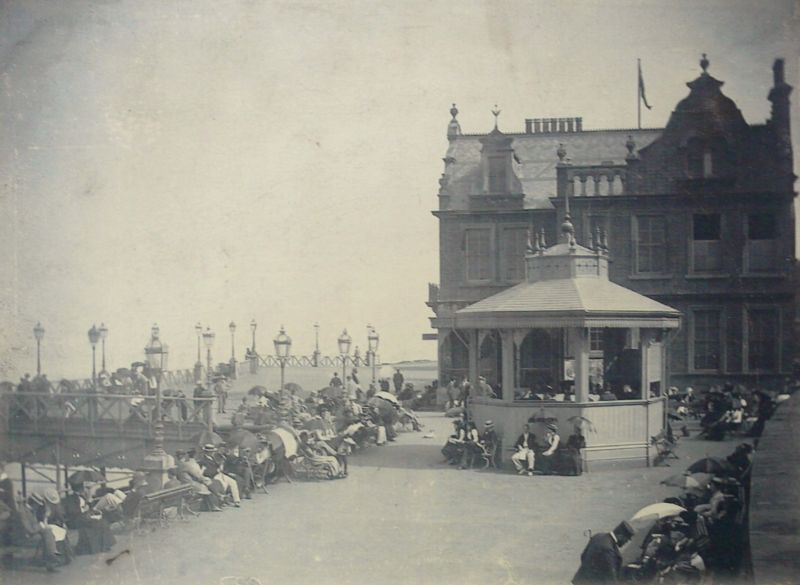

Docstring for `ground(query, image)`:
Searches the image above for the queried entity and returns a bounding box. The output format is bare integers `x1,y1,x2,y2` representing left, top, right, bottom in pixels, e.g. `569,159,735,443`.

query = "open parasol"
686,456,734,475
248,385,268,397
660,472,714,492
192,429,225,449
227,428,260,452
566,415,597,433
68,469,106,485
374,391,399,405
284,382,308,398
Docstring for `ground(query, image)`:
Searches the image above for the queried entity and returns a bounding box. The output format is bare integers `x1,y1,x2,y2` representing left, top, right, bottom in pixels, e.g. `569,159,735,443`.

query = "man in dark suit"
572,521,635,584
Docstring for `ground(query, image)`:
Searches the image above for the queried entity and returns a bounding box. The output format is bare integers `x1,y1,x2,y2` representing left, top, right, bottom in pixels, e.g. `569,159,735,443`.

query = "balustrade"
563,164,627,197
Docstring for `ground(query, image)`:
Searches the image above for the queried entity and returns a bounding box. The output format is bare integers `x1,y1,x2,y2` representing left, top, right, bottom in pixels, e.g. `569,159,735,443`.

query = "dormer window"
686,136,730,179
487,156,507,193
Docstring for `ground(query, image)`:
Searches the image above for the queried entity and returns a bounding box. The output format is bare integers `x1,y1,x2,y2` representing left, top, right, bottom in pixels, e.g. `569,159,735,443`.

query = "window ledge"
740,273,787,279
685,273,729,280
628,273,674,281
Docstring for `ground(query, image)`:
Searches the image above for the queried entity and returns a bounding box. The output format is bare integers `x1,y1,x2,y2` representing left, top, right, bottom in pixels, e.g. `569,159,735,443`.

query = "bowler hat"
43,488,60,506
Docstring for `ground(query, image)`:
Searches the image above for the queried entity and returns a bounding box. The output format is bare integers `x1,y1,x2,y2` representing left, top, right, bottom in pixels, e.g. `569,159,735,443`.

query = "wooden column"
572,328,590,402
500,330,515,402
468,329,479,389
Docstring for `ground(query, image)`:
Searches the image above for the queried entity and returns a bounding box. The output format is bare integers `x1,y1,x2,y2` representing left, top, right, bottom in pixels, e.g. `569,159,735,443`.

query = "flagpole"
637,58,641,129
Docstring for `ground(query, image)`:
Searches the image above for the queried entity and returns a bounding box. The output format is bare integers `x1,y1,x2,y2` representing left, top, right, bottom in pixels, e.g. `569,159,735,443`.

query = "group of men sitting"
442,419,583,476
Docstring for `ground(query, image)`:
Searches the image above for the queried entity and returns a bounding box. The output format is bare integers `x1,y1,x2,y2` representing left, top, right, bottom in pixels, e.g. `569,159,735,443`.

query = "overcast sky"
1,0,798,380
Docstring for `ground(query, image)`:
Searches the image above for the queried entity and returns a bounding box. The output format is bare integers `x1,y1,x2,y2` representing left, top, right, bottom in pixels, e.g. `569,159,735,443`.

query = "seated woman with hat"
536,423,561,475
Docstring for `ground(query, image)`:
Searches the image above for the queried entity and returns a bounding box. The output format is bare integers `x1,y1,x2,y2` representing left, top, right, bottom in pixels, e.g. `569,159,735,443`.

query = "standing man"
392,369,404,395
512,423,537,476
329,373,343,389
445,378,457,409
572,521,635,584
213,377,227,414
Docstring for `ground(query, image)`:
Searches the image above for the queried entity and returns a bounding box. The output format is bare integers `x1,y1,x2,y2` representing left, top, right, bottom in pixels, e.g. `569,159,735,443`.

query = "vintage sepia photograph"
0,1,798,584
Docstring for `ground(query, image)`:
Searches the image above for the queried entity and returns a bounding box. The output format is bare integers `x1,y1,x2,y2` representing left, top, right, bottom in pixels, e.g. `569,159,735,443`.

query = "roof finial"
561,213,575,244
491,104,501,130
448,103,462,139
527,226,537,253
700,53,709,74
450,103,459,121
625,135,637,160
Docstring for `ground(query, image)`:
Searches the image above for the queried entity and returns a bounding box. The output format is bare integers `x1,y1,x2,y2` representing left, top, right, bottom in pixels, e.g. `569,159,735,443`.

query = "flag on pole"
638,59,653,110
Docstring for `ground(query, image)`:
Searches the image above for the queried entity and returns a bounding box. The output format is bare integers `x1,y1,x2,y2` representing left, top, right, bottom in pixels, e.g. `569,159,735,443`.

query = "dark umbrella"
686,456,735,475
192,429,224,449
247,385,268,397
368,396,398,421
227,428,260,452
284,382,308,398
68,469,105,485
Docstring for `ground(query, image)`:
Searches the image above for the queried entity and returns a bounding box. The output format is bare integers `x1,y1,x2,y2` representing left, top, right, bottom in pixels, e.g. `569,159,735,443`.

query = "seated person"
298,432,342,478
479,420,498,459
62,480,116,555
92,483,127,524
163,468,183,490
511,423,536,475
458,422,481,469
16,492,61,572
535,423,560,475
441,419,466,465
176,450,220,512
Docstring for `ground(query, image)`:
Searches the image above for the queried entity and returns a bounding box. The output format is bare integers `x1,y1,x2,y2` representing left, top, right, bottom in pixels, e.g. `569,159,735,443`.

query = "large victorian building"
428,56,796,396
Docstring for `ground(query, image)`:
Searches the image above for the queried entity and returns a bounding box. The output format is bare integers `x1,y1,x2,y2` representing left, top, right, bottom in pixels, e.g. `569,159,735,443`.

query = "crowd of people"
441,417,585,476
0,370,424,573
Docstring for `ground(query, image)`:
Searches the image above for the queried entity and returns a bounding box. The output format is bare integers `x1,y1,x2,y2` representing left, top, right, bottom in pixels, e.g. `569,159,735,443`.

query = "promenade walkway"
749,393,800,585
3,412,742,585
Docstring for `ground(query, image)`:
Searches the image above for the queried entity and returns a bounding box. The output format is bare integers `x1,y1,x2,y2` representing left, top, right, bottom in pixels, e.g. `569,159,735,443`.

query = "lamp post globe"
337,329,352,382
33,322,45,376
87,325,100,389
273,326,292,392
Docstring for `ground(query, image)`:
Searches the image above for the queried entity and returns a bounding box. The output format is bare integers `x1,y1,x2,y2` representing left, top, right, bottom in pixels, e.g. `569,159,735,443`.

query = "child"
336,437,356,477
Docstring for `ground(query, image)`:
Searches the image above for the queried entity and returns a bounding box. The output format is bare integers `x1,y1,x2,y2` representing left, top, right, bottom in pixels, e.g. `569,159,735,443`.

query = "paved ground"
3,410,744,585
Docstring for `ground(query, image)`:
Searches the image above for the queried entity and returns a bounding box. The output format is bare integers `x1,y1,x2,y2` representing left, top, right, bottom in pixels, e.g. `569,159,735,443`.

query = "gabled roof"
441,128,662,210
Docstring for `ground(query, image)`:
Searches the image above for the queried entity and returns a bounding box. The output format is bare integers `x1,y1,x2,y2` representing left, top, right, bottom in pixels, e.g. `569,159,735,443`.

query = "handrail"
0,391,215,434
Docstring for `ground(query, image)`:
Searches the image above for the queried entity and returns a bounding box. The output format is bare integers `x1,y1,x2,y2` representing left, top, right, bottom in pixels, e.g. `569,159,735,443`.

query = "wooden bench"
137,484,194,529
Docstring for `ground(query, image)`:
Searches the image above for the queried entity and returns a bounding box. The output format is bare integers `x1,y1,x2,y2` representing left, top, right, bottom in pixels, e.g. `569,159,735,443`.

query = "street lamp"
33,322,45,376
194,322,203,381
229,321,237,380
313,322,320,367
87,325,100,389
144,323,169,454
202,326,215,387
273,326,292,393
98,323,108,374
250,319,257,353
337,329,352,383
368,326,380,384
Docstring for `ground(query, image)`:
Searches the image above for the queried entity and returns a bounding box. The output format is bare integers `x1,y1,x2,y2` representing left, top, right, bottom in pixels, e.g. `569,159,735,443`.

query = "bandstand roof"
455,277,681,329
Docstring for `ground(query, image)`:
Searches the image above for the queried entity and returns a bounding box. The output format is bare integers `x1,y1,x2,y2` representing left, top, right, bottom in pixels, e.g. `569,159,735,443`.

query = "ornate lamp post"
249,319,258,374
337,329,352,383
273,326,292,392
33,322,45,376
354,346,361,367
368,326,380,384
194,322,203,382
313,322,320,367
203,327,215,387
98,323,108,374
143,323,172,488
229,321,237,380
87,325,100,389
